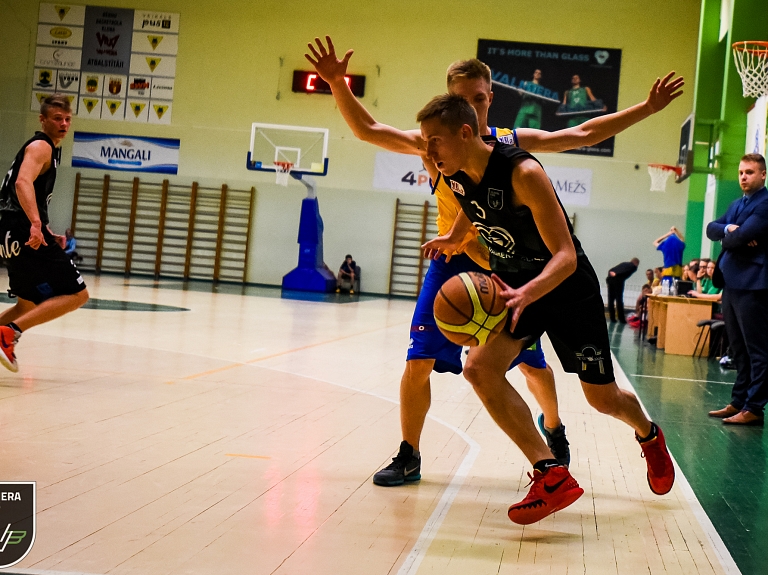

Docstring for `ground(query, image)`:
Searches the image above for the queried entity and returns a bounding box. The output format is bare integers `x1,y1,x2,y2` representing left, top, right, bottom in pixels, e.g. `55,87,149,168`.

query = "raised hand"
304,36,354,85
646,71,685,113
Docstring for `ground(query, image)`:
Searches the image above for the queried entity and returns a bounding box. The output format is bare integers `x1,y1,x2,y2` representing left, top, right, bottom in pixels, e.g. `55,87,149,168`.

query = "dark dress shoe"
722,410,765,426
708,404,740,418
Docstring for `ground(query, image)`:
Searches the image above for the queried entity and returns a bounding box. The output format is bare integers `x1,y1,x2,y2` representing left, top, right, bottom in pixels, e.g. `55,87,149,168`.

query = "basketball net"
274,161,293,186
648,164,680,192
732,41,768,98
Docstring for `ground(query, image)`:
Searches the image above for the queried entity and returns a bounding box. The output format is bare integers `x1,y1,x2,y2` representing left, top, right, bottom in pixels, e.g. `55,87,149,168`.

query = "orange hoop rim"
648,163,682,175
732,40,768,54
274,161,294,172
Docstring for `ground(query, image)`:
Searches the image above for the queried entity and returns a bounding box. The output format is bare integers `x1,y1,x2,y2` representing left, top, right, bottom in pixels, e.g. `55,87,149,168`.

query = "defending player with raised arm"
420,94,675,523
304,36,684,156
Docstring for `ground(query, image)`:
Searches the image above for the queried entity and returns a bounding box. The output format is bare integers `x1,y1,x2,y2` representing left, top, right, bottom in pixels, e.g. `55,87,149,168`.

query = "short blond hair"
416,94,479,136
446,59,491,88
40,93,72,117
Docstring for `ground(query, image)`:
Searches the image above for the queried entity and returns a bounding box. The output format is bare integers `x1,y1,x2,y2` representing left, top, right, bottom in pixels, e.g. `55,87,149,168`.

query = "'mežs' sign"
543,165,592,207
72,132,180,174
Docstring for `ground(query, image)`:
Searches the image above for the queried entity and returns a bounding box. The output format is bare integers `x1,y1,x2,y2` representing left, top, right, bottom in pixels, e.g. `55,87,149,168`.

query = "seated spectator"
685,262,699,283
652,267,663,287
337,254,357,293
64,228,82,264
695,259,722,297
643,268,654,288
630,284,653,327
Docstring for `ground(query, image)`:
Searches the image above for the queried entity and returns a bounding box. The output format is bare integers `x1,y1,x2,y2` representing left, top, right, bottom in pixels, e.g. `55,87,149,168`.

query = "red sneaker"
507,465,584,525
0,326,18,373
638,423,675,495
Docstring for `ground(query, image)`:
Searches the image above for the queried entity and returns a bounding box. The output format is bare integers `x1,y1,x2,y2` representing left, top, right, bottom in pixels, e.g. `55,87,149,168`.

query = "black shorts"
0,214,86,305
499,256,614,385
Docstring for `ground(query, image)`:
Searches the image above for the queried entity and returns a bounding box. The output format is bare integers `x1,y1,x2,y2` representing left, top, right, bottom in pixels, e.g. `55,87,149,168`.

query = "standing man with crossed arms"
305,36,683,489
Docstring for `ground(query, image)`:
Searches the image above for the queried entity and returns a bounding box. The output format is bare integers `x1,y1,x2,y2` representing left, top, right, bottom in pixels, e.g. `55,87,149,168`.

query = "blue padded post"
281,197,336,292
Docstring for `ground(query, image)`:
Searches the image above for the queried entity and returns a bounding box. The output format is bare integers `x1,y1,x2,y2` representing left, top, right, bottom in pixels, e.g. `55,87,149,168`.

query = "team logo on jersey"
575,345,605,374
473,223,515,257
496,134,516,146
0,482,35,568
488,188,503,210
450,179,465,196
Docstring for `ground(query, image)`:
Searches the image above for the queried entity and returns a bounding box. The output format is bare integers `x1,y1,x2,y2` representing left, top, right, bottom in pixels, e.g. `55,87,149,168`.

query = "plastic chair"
693,319,724,358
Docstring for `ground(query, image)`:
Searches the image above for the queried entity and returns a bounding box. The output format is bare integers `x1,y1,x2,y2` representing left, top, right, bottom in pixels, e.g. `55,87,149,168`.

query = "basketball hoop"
732,41,768,98
648,164,681,192
274,161,294,186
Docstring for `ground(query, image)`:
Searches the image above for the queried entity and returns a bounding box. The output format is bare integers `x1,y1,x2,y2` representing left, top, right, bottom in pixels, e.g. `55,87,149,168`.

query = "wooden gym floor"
0,272,754,575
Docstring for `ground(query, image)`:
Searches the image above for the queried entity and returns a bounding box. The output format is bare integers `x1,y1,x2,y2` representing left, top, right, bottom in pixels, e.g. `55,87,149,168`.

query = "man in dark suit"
706,153,768,426
606,257,639,323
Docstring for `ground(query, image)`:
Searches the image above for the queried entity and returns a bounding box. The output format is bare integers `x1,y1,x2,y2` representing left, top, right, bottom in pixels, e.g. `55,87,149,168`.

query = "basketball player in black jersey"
0,94,89,372
421,94,675,524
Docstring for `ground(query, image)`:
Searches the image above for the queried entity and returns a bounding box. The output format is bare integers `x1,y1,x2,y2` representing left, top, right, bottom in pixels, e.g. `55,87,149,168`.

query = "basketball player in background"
420,94,675,523
305,36,683,491
0,94,89,372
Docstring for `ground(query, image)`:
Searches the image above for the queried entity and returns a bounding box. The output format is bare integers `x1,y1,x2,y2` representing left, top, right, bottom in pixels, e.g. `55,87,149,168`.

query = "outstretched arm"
305,36,424,155
517,72,684,153
422,210,474,262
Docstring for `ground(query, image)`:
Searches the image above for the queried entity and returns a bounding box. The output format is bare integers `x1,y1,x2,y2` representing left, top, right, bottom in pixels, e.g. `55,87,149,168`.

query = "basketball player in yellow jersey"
306,36,684,488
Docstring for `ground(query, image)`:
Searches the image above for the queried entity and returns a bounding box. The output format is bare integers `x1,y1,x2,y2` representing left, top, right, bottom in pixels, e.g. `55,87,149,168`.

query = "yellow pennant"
147,35,163,50
55,5,70,20
153,104,167,119
83,99,98,113
146,57,161,72
106,100,122,115
131,102,146,117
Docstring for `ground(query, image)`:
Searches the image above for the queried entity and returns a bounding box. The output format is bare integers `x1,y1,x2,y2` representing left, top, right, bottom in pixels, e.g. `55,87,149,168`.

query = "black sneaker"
373,441,421,486
537,414,571,467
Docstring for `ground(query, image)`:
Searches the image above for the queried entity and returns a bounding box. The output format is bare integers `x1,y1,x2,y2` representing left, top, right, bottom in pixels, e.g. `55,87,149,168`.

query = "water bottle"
670,280,678,296
661,278,669,296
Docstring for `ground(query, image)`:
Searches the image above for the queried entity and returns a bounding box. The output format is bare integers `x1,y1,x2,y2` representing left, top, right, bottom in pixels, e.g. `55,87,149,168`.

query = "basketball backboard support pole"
245,122,334,292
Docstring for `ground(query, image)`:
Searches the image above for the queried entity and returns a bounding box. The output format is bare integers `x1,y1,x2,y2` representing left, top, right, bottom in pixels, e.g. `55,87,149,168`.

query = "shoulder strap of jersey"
489,127,519,147
431,172,442,196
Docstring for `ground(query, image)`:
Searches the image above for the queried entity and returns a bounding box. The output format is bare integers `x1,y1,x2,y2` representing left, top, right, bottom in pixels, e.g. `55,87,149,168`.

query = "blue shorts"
407,254,547,374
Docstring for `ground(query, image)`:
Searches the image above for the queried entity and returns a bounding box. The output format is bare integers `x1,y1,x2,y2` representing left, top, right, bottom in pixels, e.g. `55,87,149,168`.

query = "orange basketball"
434,272,508,347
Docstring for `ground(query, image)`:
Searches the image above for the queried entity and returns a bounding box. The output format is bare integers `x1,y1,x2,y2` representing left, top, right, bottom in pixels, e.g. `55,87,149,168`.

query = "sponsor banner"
38,3,86,26
101,99,125,121
31,91,77,113
78,96,102,118
125,100,149,122
129,53,176,76
34,4,179,124
150,77,174,99
542,165,592,206
0,482,36,569
56,70,81,92
72,132,180,174
479,38,622,157
37,24,84,48
148,101,172,125
34,46,81,69
33,68,57,90
130,31,178,55
81,6,134,74
373,152,432,193
133,11,180,34
80,73,104,96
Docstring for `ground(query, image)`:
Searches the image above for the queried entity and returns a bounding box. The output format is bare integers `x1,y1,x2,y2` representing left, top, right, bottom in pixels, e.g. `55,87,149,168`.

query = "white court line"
257,365,480,575
615,355,741,575
630,373,733,385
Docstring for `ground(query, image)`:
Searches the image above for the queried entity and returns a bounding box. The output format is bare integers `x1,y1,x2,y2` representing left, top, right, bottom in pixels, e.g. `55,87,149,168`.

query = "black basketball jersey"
444,142,584,279
0,132,60,225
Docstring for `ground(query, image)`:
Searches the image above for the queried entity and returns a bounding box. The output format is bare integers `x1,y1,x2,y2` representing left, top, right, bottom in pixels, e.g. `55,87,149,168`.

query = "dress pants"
606,282,625,322
722,287,768,415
